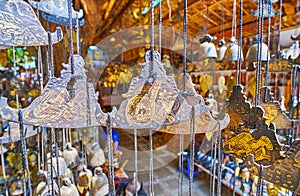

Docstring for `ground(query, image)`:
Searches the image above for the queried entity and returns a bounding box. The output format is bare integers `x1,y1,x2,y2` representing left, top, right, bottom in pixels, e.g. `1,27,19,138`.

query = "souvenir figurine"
63,142,80,169
91,167,109,196
85,142,105,168
77,165,92,195
60,177,79,196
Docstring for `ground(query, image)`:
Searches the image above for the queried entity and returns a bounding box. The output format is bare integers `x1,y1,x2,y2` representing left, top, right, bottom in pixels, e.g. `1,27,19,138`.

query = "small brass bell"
216,39,227,61
224,37,244,62
91,167,109,196
199,34,217,59
245,36,270,63
60,177,80,196
77,165,93,194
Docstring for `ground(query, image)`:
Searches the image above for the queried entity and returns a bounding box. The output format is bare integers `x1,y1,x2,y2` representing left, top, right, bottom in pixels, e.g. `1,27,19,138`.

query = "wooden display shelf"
194,162,245,196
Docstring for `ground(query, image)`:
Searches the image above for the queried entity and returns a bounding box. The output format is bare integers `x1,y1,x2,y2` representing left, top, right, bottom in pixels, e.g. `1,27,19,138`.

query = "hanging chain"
47,32,54,78
36,7,44,90
183,0,188,93
19,110,33,196
217,122,222,196
232,0,237,38
237,0,243,85
76,13,81,55
209,140,215,196
159,0,162,58
48,128,55,196
68,0,74,74
277,0,283,53
189,107,196,196
107,114,115,195
255,0,264,117
256,164,263,196
264,0,272,97
149,128,154,196
53,128,61,196
134,128,138,196
178,134,184,196
13,47,19,109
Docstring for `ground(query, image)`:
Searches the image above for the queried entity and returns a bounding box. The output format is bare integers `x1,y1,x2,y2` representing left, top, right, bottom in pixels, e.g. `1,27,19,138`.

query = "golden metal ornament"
218,76,226,95
199,74,213,96
246,139,300,193
259,87,292,129
223,85,283,165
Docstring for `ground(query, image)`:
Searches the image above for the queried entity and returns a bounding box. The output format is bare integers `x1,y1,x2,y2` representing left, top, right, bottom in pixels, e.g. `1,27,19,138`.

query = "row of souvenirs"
0,128,146,195
194,150,294,196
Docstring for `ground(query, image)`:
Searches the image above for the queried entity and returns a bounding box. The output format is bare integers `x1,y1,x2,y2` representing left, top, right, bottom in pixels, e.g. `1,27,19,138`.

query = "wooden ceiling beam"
93,0,133,42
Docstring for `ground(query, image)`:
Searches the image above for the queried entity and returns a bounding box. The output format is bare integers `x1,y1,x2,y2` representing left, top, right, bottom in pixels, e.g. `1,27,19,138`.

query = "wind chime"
221,0,300,195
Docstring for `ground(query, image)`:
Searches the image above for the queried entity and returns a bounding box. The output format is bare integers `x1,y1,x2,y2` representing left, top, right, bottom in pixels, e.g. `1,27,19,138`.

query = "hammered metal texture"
0,0,63,48
28,0,83,19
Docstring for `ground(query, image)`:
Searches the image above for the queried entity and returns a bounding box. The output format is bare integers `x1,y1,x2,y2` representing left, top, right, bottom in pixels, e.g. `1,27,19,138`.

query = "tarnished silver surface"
0,0,63,48
0,55,107,129
29,0,83,19
216,39,227,61
250,0,279,18
112,50,230,133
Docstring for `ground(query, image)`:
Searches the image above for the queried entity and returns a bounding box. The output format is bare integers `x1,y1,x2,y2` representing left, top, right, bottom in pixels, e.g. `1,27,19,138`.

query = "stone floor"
117,130,234,196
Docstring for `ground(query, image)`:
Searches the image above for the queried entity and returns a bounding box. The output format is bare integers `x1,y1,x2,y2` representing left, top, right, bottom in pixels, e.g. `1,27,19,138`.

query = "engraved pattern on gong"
247,139,300,193
0,0,61,47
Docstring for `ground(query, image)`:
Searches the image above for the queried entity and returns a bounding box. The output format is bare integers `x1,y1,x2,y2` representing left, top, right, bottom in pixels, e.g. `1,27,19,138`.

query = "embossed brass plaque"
247,139,300,193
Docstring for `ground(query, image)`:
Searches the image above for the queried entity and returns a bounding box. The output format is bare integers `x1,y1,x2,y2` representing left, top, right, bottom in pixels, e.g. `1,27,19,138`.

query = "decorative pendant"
77,165,93,195
29,0,85,26
247,139,300,193
112,50,230,133
259,87,292,129
216,39,227,62
223,37,244,62
250,0,280,18
60,177,80,196
91,167,109,196
222,85,283,165
0,55,107,130
0,0,63,48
